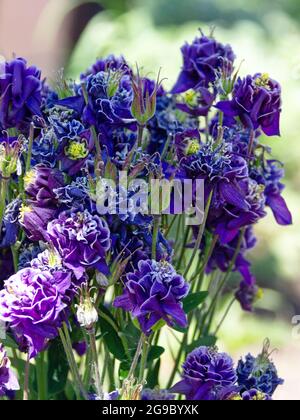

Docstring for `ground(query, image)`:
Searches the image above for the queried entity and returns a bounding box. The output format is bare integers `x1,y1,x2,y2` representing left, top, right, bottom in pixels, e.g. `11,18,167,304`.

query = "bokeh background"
1,0,299,400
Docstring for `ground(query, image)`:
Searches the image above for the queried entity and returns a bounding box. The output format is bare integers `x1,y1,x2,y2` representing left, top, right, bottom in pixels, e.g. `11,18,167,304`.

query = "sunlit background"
1,0,300,400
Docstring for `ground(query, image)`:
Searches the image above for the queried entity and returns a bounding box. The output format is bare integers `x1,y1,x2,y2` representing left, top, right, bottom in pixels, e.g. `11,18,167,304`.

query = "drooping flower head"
171,346,237,400
45,209,111,279
237,340,284,396
114,260,189,334
0,267,72,358
216,74,282,136
235,277,263,312
171,31,235,94
0,57,42,130
0,344,19,397
19,202,58,242
0,198,21,248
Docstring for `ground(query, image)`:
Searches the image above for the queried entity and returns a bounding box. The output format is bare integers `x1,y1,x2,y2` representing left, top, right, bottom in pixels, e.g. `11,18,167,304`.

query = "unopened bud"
76,293,98,330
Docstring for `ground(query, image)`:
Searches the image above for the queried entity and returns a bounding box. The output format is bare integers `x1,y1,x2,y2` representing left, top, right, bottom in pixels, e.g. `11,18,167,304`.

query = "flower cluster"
171,344,283,400
0,29,290,400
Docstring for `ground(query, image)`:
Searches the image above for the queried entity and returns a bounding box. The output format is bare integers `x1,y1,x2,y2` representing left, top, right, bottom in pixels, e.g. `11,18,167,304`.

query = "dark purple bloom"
0,344,19,397
171,346,237,400
19,203,57,242
172,32,235,94
0,198,21,248
45,209,111,279
0,57,42,130
235,277,262,312
176,87,216,117
59,129,94,176
24,165,65,207
31,129,58,168
0,267,72,358
219,385,272,400
0,249,14,286
216,74,282,136
114,260,189,334
237,342,284,397
251,160,292,226
81,55,132,79
83,71,133,129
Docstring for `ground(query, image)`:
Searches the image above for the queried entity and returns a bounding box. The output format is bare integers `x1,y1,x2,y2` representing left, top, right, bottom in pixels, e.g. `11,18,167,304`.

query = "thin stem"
164,214,178,238
138,335,149,383
137,124,144,148
152,215,160,260
36,351,47,400
127,335,144,380
200,229,245,333
214,297,236,336
23,355,30,401
0,177,8,233
25,123,35,172
59,328,81,400
176,223,190,270
183,190,213,278
88,329,104,399
166,333,188,389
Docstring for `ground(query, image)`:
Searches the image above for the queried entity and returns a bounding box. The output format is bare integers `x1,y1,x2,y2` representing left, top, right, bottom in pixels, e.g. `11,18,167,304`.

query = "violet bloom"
24,165,65,207
237,342,284,397
0,198,21,248
59,129,94,177
171,32,235,94
0,267,72,358
251,160,292,226
114,260,189,334
19,203,57,242
171,346,237,400
0,344,19,397
0,57,42,130
45,210,111,279
235,277,262,312
216,74,282,136
81,54,132,79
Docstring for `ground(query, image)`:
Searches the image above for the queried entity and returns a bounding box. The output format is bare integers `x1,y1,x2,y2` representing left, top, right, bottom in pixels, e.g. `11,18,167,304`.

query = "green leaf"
183,291,209,314
99,316,127,362
147,346,165,362
0,334,18,349
186,336,217,353
146,358,161,389
48,339,69,396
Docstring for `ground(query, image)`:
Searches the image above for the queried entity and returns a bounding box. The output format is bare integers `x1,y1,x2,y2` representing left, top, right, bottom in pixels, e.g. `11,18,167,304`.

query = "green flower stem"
166,331,188,390
137,124,144,148
138,335,151,383
183,190,213,279
23,354,30,401
152,215,160,260
200,228,245,334
126,334,144,381
214,296,236,336
25,122,35,172
0,177,8,233
88,328,104,400
36,351,47,400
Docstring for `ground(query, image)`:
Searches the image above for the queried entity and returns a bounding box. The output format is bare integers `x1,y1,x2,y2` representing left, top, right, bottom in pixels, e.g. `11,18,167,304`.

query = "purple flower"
81,55,132,79
83,71,133,129
172,32,235,94
171,346,237,400
24,165,65,207
0,57,42,130
216,74,282,136
45,210,111,279
19,203,58,242
0,198,21,248
114,260,189,334
59,129,94,176
0,344,19,397
235,277,262,312
72,341,87,357
237,342,284,396
176,87,216,117
251,160,292,226
0,267,72,358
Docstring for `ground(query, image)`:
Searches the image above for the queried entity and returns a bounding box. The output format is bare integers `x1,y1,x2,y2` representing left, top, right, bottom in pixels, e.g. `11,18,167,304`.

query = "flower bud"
76,292,98,330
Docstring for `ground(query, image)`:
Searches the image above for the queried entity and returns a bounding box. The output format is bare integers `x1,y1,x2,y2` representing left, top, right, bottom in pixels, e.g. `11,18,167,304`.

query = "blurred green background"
1,0,299,399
